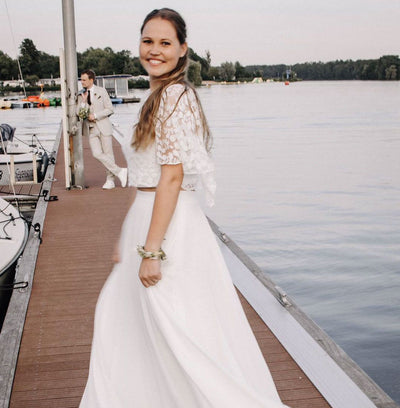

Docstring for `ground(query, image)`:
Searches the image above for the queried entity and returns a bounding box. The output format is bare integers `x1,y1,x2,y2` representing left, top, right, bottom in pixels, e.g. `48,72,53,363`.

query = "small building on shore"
95,74,140,103
1,79,26,88
95,74,131,98
38,77,61,86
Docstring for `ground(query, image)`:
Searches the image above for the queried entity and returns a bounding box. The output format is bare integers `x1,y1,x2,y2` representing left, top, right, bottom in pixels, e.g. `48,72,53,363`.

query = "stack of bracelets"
136,245,167,261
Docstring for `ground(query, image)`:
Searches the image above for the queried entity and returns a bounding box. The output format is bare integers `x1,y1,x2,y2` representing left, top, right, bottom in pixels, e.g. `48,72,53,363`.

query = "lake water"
1,81,399,402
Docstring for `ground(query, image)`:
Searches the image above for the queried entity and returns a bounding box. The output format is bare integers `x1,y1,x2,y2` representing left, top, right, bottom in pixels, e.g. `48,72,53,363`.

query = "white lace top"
124,84,216,206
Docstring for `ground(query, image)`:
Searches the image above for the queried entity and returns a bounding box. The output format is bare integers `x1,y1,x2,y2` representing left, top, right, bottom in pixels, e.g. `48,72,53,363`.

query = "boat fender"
38,152,49,183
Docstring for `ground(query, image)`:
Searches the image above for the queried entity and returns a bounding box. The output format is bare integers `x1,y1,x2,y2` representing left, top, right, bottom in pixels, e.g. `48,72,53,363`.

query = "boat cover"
0,124,15,142
0,124,15,154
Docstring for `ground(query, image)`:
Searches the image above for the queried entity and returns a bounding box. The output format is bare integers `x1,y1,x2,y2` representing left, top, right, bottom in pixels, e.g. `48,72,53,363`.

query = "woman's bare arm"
139,163,183,287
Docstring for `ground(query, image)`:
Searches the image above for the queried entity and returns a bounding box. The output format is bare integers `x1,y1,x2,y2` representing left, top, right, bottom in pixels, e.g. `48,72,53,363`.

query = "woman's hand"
138,164,182,288
139,258,162,288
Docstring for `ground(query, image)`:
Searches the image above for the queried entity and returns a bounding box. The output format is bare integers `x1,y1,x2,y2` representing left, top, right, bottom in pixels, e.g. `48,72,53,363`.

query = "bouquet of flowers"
78,106,90,120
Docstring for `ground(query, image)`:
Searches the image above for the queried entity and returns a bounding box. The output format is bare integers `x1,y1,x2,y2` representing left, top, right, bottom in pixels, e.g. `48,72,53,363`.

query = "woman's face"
140,17,187,83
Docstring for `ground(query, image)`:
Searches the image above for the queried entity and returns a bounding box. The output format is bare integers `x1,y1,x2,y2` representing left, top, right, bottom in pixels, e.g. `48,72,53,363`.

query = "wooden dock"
3,129,395,407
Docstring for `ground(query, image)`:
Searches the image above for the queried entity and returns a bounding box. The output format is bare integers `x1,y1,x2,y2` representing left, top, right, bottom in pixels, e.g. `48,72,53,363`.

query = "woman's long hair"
132,8,212,152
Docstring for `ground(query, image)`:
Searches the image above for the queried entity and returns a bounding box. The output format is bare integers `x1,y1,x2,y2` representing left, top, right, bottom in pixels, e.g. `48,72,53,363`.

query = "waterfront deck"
7,136,331,407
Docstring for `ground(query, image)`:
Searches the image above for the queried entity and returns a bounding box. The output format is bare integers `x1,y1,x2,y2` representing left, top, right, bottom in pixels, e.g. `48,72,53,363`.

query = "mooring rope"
0,201,30,240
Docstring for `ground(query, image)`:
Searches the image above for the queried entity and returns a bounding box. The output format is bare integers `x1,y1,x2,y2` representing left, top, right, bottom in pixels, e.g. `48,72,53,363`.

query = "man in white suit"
77,69,127,189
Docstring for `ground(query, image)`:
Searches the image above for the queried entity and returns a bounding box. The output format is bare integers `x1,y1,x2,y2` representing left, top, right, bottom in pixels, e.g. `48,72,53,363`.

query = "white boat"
10,100,33,109
0,100,12,109
0,124,49,186
0,152,49,186
0,197,29,328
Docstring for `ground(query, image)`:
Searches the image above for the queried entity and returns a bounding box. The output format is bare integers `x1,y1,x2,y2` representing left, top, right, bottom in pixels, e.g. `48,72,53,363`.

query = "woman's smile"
148,59,163,66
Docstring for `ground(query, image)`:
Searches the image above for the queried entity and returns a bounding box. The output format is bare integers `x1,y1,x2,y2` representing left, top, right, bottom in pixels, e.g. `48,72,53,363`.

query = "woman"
80,8,290,408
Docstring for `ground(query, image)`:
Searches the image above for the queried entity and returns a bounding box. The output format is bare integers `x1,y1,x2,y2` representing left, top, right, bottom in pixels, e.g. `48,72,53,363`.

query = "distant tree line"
247,55,400,81
0,39,147,83
0,38,399,86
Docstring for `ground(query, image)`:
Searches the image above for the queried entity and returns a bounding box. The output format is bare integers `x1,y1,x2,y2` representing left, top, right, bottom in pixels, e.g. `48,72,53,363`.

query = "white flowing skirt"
79,191,290,408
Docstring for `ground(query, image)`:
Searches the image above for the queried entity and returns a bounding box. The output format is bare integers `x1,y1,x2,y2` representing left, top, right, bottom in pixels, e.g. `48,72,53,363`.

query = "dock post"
61,0,85,188
59,48,71,189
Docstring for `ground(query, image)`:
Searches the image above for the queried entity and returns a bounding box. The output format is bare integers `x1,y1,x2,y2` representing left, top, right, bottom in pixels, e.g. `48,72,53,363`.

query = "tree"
19,38,40,76
0,51,18,80
234,61,246,79
220,61,235,81
205,50,211,66
208,66,219,80
385,65,397,80
205,50,212,79
123,56,147,76
79,47,113,74
376,55,400,80
187,60,202,86
360,61,377,80
25,74,39,86
77,47,147,76
111,50,131,74
38,51,59,78
188,48,209,79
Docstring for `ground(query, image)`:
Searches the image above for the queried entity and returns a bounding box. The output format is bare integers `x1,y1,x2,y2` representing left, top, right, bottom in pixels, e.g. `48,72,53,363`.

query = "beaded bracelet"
136,245,167,261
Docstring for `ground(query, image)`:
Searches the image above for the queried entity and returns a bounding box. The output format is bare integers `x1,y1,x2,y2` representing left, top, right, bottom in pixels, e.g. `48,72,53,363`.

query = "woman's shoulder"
162,83,198,113
164,83,186,95
162,83,196,102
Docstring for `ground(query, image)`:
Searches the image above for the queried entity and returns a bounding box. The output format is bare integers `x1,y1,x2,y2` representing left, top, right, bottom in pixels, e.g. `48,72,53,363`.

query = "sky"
1,0,399,66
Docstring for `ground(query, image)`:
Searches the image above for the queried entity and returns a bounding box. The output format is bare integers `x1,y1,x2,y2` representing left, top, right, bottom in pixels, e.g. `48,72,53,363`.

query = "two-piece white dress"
79,84,290,408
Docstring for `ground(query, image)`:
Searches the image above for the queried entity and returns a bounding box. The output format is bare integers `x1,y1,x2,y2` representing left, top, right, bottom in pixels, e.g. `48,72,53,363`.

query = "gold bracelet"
136,245,167,261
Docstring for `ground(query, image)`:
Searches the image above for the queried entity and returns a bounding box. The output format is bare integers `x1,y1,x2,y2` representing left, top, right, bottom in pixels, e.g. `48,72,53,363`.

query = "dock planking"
8,135,331,407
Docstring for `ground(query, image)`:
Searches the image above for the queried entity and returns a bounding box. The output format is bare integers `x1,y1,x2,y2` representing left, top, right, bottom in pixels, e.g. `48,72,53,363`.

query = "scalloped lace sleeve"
155,84,216,206
155,85,184,165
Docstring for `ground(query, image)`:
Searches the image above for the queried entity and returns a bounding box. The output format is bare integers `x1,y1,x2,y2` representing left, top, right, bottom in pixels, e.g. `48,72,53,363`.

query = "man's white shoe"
118,168,128,188
102,179,115,189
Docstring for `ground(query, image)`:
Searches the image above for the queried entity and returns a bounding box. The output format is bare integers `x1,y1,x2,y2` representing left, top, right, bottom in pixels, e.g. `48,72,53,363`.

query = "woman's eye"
162,41,170,46
142,39,152,44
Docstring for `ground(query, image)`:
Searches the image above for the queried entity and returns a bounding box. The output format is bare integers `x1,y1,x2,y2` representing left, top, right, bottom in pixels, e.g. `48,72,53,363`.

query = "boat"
20,83,61,108
0,100,12,109
0,123,50,186
48,97,62,106
0,197,29,330
22,95,62,108
9,100,33,109
22,95,50,107
0,152,49,185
